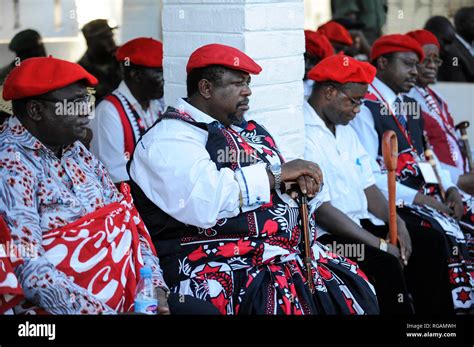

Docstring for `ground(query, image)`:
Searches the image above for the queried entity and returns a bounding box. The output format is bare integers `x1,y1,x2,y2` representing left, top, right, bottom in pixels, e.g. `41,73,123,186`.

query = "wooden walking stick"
455,121,474,172
423,131,446,202
299,194,315,293
382,130,398,245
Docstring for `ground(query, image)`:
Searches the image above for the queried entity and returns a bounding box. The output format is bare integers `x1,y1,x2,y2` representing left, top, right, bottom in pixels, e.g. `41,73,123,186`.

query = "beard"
227,112,245,126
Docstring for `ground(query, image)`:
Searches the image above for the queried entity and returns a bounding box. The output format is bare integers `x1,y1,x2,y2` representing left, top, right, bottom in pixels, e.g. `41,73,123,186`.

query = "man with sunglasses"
0,56,221,315
0,56,169,314
406,29,474,196
351,34,473,313
303,54,413,314
90,37,165,185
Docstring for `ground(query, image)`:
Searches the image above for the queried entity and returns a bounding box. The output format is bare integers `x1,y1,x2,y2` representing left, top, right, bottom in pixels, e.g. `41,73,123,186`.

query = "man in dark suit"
425,10,474,82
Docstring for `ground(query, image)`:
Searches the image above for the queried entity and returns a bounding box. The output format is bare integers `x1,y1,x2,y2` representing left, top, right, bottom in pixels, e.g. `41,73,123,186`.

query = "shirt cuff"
235,163,271,207
396,182,419,204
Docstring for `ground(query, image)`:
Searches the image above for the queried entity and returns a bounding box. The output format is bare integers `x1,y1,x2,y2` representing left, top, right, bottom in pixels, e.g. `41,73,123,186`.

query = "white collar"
455,33,474,53
370,77,402,106
117,81,140,108
303,99,337,136
174,97,217,124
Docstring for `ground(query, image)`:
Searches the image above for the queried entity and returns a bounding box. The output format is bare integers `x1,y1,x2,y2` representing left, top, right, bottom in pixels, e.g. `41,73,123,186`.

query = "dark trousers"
361,218,454,315
317,233,414,315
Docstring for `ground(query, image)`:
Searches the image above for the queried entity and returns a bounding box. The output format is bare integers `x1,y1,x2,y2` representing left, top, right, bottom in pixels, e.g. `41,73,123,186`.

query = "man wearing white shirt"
351,34,473,313
90,37,165,184
127,44,379,315
303,54,414,314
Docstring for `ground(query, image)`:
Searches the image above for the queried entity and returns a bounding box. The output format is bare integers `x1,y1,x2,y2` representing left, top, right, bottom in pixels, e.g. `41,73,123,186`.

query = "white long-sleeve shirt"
350,77,456,203
303,100,383,227
129,98,329,229
90,81,165,183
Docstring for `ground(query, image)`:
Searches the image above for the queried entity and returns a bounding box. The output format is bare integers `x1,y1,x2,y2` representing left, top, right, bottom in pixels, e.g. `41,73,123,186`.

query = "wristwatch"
268,164,282,190
379,238,388,252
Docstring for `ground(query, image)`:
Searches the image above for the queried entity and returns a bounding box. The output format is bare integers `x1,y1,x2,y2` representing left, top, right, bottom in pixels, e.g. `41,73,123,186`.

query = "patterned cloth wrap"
1,183,157,314
147,109,379,315
0,216,23,314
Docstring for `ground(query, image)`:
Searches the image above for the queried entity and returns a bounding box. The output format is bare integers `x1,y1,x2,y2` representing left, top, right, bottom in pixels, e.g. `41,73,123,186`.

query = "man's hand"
413,192,453,215
445,187,464,220
278,159,324,198
386,242,401,261
457,172,474,195
395,217,412,265
156,287,170,315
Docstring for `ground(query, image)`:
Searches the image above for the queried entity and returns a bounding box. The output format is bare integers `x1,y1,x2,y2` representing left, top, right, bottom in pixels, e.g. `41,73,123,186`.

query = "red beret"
308,53,376,84
406,29,440,49
371,34,425,62
305,31,335,59
186,43,262,74
317,21,353,46
116,37,163,68
3,56,97,101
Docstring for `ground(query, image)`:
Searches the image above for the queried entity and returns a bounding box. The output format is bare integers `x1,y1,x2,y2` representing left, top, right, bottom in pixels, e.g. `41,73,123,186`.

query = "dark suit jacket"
437,36,474,82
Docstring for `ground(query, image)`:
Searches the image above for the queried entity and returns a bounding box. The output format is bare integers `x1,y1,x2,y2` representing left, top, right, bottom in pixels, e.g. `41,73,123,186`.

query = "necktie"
393,96,407,129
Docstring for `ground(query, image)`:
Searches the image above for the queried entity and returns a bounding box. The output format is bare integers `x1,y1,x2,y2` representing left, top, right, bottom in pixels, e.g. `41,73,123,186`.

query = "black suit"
438,36,474,82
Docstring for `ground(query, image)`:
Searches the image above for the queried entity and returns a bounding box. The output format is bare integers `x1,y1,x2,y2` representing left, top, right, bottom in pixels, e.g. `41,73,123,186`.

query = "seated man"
77,19,121,102
405,29,474,195
0,29,47,85
0,57,217,315
317,21,354,53
304,53,454,314
129,43,379,315
91,37,165,185
351,34,473,313
303,31,334,99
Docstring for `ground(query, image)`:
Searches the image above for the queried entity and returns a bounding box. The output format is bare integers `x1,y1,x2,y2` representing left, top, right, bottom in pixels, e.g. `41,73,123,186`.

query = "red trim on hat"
116,37,163,68
2,56,97,101
305,31,335,59
406,30,440,49
186,44,262,75
317,21,353,46
371,34,425,62
307,54,376,84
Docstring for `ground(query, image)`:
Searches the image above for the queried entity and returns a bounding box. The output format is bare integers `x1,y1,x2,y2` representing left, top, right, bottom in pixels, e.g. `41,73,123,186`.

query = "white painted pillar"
121,0,163,43
162,0,306,160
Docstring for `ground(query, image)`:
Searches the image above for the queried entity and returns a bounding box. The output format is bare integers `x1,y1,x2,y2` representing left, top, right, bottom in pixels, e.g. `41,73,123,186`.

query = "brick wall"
162,0,306,160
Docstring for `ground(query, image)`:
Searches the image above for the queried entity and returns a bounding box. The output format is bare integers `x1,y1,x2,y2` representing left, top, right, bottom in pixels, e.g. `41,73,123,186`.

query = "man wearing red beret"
303,31,334,99
0,56,169,314
90,37,165,185
0,56,222,315
128,43,379,315
317,21,354,53
351,34,473,313
303,54,415,314
406,29,474,195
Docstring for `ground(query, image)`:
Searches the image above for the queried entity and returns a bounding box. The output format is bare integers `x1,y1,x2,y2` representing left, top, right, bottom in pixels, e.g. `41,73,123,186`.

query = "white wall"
162,0,306,160
433,82,474,153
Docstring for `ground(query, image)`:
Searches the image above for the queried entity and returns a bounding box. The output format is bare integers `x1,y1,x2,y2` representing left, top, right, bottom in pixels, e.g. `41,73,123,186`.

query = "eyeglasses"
418,57,443,67
36,94,92,106
339,89,363,108
327,84,363,108
391,57,418,70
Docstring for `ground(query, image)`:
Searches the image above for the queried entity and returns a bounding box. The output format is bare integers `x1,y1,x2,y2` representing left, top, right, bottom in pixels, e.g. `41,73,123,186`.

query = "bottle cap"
140,266,152,278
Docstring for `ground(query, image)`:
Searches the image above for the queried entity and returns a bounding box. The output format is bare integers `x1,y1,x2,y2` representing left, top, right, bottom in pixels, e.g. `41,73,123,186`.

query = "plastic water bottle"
134,267,159,314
